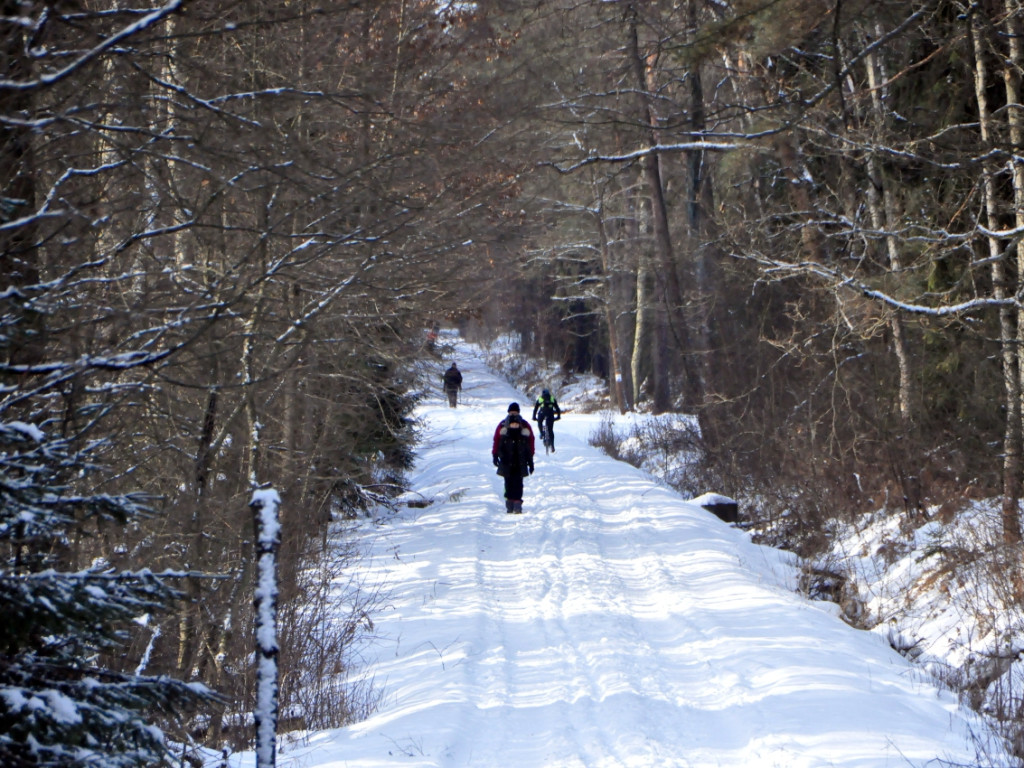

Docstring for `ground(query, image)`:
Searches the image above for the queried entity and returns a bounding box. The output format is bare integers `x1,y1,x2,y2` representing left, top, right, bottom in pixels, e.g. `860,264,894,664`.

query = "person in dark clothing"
492,402,535,514
532,388,561,452
442,362,462,407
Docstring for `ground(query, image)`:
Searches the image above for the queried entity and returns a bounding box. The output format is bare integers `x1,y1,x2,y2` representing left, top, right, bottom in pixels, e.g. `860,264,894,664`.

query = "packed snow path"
265,336,1010,768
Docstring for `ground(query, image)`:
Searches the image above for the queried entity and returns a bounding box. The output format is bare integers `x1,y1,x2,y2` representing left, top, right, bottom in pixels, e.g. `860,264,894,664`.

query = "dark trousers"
446,388,458,407
503,473,524,501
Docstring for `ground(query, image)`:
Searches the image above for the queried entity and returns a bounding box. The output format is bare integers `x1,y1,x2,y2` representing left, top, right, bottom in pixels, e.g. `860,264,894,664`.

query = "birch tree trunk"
1004,0,1024,544
632,242,651,407
862,27,915,426
970,8,1022,543
594,197,629,412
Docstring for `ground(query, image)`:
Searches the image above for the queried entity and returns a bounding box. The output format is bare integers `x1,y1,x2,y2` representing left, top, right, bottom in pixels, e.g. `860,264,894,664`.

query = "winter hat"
507,402,520,413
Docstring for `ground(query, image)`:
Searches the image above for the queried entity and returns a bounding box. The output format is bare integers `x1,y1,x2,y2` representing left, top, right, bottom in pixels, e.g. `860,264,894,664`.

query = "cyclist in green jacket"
532,389,561,453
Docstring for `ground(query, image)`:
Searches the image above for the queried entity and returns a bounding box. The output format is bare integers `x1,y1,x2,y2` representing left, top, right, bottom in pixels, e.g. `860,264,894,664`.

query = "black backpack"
504,415,523,438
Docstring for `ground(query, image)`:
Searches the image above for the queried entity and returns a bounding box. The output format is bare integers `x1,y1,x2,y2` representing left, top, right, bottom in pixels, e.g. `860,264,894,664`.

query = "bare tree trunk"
970,9,1022,544
0,0,42,369
619,172,641,407
627,2,681,413
684,0,713,407
632,244,651,407
1003,0,1024,544
863,28,915,426
594,200,628,412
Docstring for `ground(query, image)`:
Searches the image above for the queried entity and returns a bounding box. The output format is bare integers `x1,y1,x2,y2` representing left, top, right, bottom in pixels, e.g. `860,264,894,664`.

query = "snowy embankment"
823,503,1024,727
225,334,1012,767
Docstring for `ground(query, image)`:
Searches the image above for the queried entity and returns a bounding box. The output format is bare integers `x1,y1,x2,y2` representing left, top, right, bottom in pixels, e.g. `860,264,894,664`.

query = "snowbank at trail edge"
220,332,1014,768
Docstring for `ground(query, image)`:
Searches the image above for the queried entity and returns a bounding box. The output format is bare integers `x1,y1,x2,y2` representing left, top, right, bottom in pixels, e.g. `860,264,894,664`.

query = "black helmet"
542,389,550,398
508,402,520,413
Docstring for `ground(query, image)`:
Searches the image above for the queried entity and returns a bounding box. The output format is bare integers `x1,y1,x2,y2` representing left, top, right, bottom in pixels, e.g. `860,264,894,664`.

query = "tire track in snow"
540,474,709,765
470,494,606,765
476,461,709,766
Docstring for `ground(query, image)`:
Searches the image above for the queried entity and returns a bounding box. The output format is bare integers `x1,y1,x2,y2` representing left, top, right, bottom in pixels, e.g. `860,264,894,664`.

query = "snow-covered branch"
549,141,762,173
742,254,1016,316
0,1,184,91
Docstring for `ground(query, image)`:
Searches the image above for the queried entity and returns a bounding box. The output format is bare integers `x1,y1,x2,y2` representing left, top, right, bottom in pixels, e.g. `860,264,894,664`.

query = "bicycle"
538,421,554,454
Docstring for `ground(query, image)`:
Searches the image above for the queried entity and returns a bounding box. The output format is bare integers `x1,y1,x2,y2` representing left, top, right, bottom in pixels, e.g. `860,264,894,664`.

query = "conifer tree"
0,420,213,767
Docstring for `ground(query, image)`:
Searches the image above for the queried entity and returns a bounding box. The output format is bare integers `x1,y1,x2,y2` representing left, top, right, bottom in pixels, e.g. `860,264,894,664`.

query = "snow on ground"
223,333,1013,767
823,503,1024,727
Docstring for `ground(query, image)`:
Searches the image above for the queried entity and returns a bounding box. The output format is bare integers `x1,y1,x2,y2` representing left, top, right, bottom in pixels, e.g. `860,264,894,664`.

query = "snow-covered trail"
256,337,1010,767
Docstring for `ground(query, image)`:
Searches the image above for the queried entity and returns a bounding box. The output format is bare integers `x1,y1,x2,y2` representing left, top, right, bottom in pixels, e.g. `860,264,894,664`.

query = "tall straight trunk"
685,0,712,407
863,27,915,425
178,380,219,691
594,200,628,413
1003,0,1024,544
0,0,42,369
621,173,641,407
627,3,681,413
970,10,1022,544
632,244,651,407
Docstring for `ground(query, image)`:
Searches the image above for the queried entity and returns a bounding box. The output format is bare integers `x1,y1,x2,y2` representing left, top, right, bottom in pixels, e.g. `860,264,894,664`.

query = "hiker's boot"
513,500,523,514
505,499,514,514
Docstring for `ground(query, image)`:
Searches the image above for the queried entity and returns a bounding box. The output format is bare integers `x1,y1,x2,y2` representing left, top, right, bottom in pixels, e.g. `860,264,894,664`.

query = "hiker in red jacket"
491,402,535,514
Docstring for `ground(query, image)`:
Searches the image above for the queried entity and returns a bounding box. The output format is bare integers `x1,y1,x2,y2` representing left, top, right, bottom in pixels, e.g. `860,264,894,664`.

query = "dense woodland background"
6,0,1024,764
